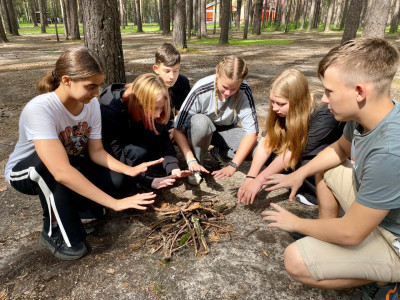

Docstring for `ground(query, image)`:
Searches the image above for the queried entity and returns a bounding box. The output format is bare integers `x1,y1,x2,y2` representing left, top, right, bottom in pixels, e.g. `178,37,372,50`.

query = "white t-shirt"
4,92,102,183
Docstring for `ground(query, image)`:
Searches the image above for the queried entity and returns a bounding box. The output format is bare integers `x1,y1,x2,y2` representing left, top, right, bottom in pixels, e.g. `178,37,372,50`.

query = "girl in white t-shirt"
5,47,173,260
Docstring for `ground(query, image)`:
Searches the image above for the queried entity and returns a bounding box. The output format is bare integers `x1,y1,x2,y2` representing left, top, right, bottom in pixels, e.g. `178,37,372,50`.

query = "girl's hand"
127,158,164,177
171,169,192,178
264,173,304,201
261,203,300,232
151,175,176,189
237,177,263,205
113,192,156,211
188,162,209,174
212,165,236,179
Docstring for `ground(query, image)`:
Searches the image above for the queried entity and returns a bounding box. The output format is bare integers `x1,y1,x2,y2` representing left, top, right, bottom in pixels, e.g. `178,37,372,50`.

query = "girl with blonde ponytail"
174,55,258,185
238,69,344,205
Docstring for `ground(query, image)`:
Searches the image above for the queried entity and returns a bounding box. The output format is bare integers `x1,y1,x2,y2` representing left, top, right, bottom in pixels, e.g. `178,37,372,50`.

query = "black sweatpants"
9,151,124,247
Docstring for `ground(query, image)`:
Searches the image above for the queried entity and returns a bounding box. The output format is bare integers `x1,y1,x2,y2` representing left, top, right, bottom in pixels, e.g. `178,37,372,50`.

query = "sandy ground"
1,30,400,299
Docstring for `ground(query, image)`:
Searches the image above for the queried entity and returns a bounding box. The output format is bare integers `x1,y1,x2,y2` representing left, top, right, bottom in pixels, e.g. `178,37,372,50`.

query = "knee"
124,144,148,164
284,243,308,282
190,114,215,136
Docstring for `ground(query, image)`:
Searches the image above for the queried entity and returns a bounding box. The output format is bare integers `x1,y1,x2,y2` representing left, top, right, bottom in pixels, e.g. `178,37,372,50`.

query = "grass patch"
188,38,293,46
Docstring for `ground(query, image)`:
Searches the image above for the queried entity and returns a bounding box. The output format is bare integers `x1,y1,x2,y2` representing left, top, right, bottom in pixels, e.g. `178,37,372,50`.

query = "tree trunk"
362,0,391,38
274,0,282,29
300,0,308,29
261,0,267,28
200,0,206,37
28,0,38,26
197,0,201,37
249,0,255,26
158,0,163,29
213,0,217,34
339,0,349,30
162,0,170,34
280,0,288,28
268,0,273,25
0,10,8,42
6,0,19,35
67,0,80,39
60,0,69,39
219,0,230,44
359,0,369,28
51,0,59,41
120,0,126,29
81,0,125,86
390,0,400,33
312,0,321,28
307,0,316,31
333,0,343,27
235,0,242,30
0,0,11,35
284,0,293,33
193,0,198,31
173,0,186,48
39,0,47,33
135,0,142,32
186,0,193,37
252,0,262,34
324,0,334,31
243,0,252,39
341,0,363,43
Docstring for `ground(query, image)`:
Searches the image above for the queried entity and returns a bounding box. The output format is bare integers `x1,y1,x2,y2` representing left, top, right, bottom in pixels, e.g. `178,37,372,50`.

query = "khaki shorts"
297,160,400,282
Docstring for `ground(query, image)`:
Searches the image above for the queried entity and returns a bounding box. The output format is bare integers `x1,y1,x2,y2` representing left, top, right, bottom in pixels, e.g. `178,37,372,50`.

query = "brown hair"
155,43,181,67
214,55,248,115
264,69,313,170
127,73,170,135
318,37,400,96
37,46,103,94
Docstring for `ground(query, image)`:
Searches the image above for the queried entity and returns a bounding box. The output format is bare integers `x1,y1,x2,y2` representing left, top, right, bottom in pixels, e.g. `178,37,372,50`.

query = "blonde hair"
127,73,170,135
214,55,248,116
318,37,400,96
37,46,103,94
264,69,313,170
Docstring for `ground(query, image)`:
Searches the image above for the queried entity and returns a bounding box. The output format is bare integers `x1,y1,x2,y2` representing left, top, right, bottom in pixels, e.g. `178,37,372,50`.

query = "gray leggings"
187,114,244,164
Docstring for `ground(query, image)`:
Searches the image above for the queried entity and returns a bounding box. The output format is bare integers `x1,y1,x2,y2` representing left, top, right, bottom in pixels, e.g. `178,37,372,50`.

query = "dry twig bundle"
146,197,236,260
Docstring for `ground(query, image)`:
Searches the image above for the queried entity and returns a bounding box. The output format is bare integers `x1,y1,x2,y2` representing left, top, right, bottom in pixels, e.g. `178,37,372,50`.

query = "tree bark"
339,0,349,30
187,0,193,37
162,0,170,34
390,0,400,33
243,0,252,39
28,0,38,26
200,0,206,37
219,0,230,44
312,0,321,28
0,9,8,42
51,0,59,42
252,0,262,34
120,0,126,29
235,0,242,30
0,0,11,35
135,0,143,32
307,0,316,31
324,0,334,31
274,0,282,29
300,0,308,29
173,0,186,48
341,0,363,43
81,0,125,86
332,0,342,27
284,0,293,32
261,0,267,28
158,0,163,29
362,0,390,38
213,0,217,34
6,0,19,35
67,0,80,39
39,0,47,33
60,0,69,39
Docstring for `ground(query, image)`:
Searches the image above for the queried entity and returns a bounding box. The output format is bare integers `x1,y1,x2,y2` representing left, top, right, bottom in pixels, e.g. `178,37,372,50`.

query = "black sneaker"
39,227,88,260
351,282,399,300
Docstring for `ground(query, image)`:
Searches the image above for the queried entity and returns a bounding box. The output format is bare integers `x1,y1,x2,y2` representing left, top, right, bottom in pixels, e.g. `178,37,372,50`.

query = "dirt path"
1,31,399,300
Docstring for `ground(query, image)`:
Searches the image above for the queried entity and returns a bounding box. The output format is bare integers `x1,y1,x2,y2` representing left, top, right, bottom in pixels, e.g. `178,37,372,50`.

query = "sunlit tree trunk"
120,0,127,29
324,0,334,31
252,0,262,34
39,0,47,33
219,0,230,44
235,0,242,30
243,0,252,39
0,11,8,42
135,0,143,32
173,0,186,48
81,0,126,86
362,0,391,38
200,0,206,37
300,0,308,29
158,0,163,29
307,0,316,30
28,0,38,26
187,0,193,37
67,0,80,39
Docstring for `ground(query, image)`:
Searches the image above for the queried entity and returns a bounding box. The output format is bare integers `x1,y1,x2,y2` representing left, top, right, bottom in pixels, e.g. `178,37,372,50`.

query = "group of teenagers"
4,38,400,299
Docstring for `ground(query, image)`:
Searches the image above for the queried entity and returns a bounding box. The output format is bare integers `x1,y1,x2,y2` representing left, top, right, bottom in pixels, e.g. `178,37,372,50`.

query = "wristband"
187,158,197,166
228,161,238,169
246,175,256,179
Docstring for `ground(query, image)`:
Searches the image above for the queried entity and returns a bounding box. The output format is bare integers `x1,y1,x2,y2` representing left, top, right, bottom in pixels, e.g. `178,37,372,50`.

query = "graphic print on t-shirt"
58,121,92,156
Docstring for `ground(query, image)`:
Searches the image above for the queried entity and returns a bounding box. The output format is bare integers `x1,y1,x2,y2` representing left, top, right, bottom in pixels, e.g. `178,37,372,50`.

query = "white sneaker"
295,194,316,206
187,172,202,186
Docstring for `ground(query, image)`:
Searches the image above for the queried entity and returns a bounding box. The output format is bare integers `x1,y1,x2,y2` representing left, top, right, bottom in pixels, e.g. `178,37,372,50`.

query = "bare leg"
316,172,340,219
284,243,372,289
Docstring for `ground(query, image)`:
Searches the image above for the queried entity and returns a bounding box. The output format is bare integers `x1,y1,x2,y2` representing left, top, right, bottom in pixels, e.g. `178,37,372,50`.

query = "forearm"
258,152,289,181
231,133,258,167
246,141,270,177
89,147,132,175
174,129,196,162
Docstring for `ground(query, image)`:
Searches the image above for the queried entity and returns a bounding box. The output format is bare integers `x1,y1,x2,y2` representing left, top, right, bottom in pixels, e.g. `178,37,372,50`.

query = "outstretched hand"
264,172,304,201
188,161,209,174
261,203,300,232
171,169,192,178
237,177,263,205
113,192,156,211
127,158,164,177
212,165,236,179
151,175,177,189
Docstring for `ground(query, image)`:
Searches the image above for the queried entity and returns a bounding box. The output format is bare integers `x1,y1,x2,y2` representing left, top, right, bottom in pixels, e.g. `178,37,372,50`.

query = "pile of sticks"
146,197,236,260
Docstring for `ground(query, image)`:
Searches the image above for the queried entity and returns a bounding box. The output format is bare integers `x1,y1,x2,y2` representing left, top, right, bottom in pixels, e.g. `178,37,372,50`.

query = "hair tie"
52,70,59,82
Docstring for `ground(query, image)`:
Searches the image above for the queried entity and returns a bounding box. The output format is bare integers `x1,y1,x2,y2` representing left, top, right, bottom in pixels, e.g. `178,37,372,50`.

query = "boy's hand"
127,158,164,177
151,175,176,189
171,169,192,178
113,192,156,211
237,177,263,205
188,162,209,174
